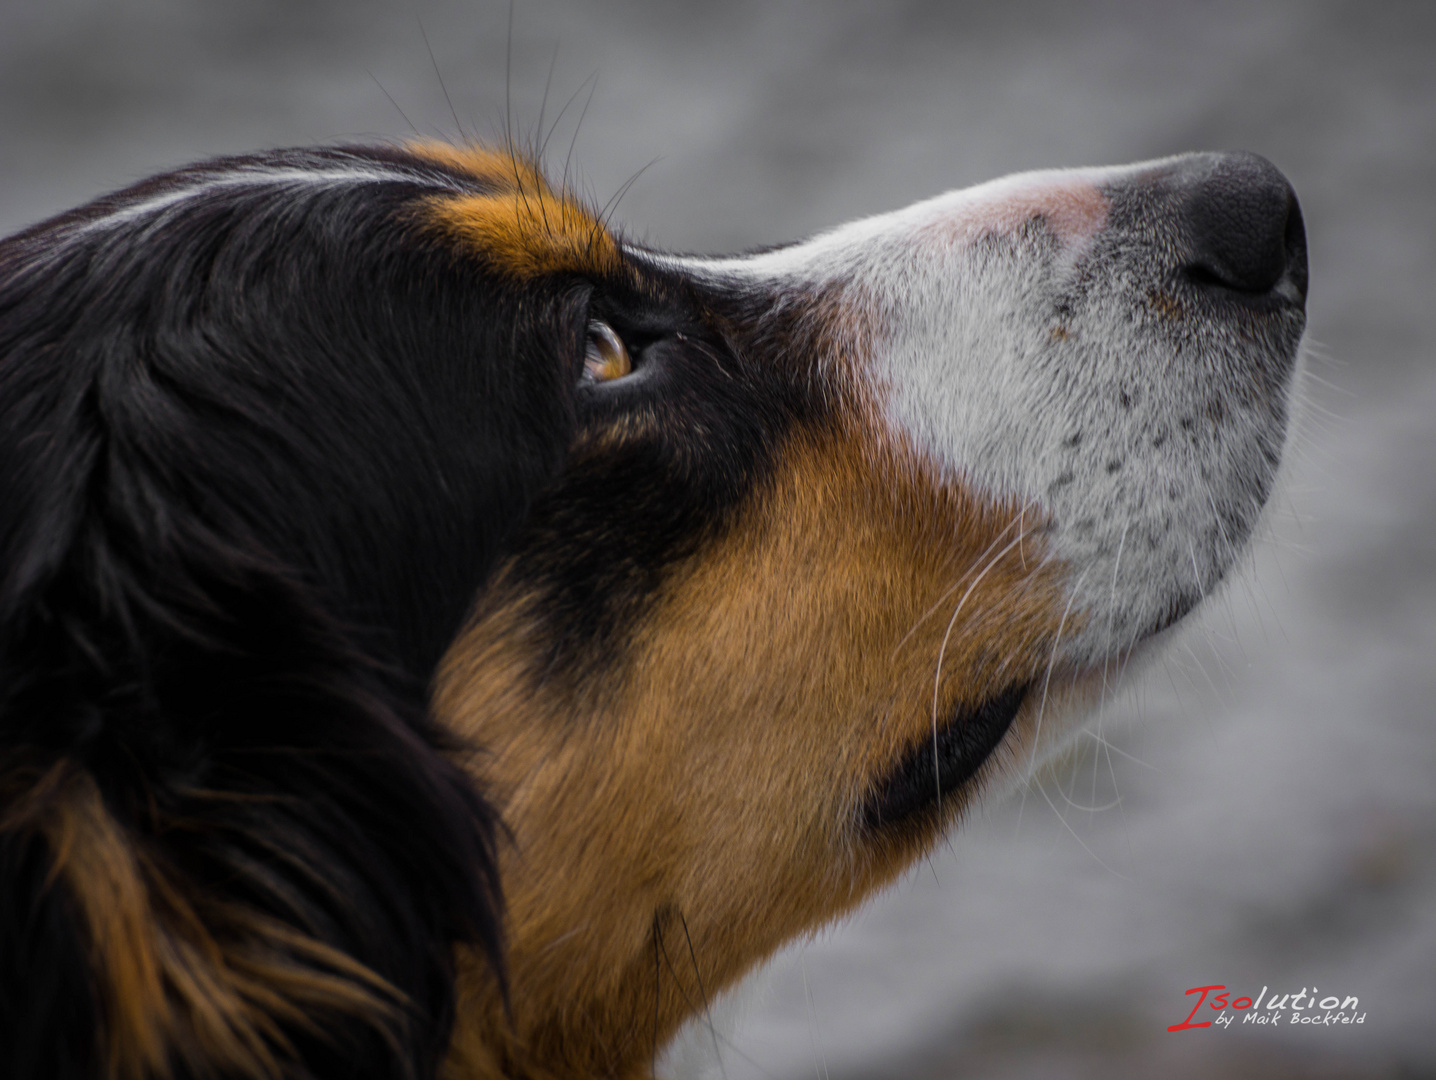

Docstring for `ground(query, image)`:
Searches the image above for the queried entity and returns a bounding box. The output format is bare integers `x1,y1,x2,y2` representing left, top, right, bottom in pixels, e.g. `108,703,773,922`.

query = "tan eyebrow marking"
408,141,622,279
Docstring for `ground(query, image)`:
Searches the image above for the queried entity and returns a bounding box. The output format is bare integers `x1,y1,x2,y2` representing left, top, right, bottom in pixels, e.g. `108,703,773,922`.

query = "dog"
0,139,1306,1079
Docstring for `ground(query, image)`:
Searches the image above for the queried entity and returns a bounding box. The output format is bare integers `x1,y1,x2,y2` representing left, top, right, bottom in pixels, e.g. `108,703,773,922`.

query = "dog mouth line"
862,682,1030,829
859,607,1190,832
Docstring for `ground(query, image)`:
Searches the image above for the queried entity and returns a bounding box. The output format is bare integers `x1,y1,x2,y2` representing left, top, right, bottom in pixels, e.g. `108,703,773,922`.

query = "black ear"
0,148,583,1078
0,542,509,1079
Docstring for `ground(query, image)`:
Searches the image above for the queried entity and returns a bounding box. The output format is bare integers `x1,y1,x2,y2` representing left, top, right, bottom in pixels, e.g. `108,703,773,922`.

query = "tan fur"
410,142,622,279
435,416,1075,1078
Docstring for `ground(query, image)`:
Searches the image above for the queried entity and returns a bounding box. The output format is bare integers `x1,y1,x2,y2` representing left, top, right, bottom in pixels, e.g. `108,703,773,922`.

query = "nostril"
1184,261,1235,290
1182,201,1295,293
1179,151,1304,298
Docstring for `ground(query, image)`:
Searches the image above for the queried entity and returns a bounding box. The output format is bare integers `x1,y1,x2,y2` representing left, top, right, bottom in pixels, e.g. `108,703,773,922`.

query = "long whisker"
418,18,463,140
929,525,1034,812
1055,782,1121,813
651,922,662,1080
678,912,728,1080
801,954,832,1080
368,72,419,136
535,42,559,163
1186,537,1206,601
1028,563,1089,774
655,925,696,1011
1015,561,1090,833
504,0,515,150
590,158,660,255
1090,523,1129,816
1080,727,1154,768
1031,774,1133,880
562,74,599,202
541,69,598,171
1102,524,1129,694
893,499,1037,658
652,923,781,1080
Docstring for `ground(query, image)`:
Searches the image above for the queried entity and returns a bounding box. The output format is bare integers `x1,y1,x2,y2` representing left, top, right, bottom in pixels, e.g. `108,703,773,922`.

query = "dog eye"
583,321,632,383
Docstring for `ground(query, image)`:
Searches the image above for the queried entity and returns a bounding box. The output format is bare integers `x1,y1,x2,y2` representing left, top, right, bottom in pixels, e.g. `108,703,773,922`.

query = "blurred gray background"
2,1,1432,1077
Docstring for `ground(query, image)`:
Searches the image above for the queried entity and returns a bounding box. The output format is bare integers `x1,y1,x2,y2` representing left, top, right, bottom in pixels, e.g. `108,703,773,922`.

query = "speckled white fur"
657,157,1304,669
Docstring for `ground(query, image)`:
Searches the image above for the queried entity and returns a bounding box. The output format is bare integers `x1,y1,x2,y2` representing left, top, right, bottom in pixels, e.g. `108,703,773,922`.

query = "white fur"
45,160,463,245
653,157,1303,670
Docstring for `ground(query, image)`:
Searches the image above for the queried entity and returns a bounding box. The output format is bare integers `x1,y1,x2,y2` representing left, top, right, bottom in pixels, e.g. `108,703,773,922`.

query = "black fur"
862,683,1030,828
0,147,586,1079
0,143,833,1078
506,271,828,685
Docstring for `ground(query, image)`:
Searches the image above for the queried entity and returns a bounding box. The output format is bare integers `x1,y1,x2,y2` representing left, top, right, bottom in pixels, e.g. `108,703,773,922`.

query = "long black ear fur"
0,148,582,1079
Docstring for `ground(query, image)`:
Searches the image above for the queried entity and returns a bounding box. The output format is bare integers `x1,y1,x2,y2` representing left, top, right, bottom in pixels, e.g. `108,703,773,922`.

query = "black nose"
1176,151,1307,301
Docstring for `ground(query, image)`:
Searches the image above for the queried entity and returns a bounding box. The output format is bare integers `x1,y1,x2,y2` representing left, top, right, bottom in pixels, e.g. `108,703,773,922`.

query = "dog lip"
1147,591,1204,637
862,683,1029,829
860,589,1205,836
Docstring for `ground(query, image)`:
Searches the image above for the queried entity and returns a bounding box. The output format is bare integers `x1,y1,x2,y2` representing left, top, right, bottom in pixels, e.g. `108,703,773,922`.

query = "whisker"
655,945,784,1080
1032,775,1132,880
1015,558,1089,834
504,0,515,149
893,501,1036,658
679,912,728,1080
1090,523,1130,819
655,925,698,1015
1187,538,1205,600
1080,727,1154,769
562,74,599,202
534,42,559,163
1025,562,1091,778
652,923,662,1080
418,18,463,140
1054,778,1121,814
368,72,418,136
800,955,832,1080
929,526,1034,812
540,70,597,169
492,1,548,231
590,158,660,254
1181,639,1225,704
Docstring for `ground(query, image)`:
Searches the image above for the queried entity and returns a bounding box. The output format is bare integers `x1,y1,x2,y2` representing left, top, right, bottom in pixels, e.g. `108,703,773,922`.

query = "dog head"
0,142,1304,1078
423,147,1306,1074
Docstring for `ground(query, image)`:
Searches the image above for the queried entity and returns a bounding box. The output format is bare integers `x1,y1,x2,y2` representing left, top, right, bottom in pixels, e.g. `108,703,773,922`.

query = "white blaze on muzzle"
657,152,1307,668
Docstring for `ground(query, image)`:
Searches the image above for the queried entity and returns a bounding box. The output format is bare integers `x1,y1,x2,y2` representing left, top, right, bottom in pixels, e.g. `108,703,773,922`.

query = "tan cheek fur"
434,418,1080,1079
